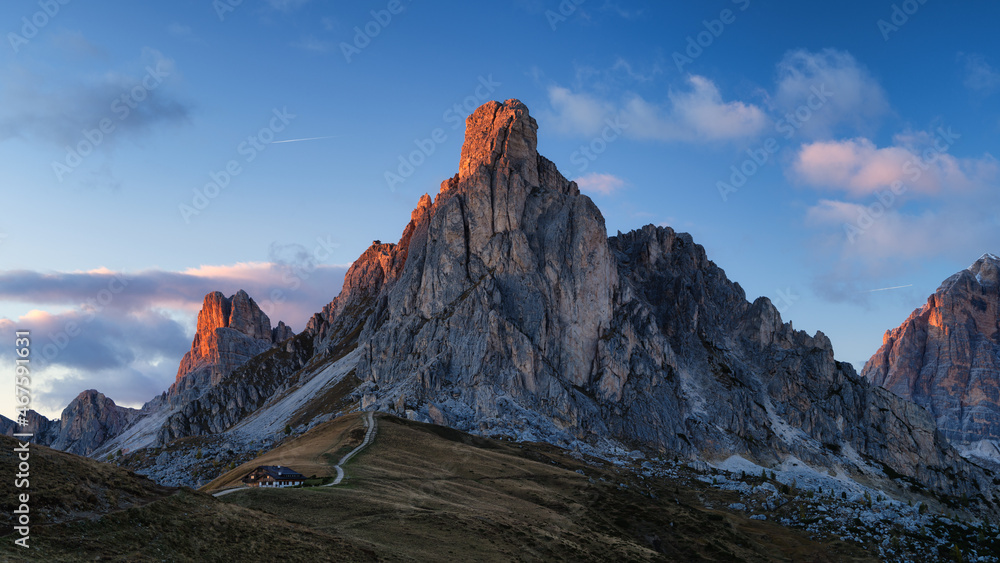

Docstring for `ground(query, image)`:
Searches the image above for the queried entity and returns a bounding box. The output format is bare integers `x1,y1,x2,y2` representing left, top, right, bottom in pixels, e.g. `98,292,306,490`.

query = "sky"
1,0,998,419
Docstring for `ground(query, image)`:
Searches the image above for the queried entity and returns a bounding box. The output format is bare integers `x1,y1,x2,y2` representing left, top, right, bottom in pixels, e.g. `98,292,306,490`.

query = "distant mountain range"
4,99,998,518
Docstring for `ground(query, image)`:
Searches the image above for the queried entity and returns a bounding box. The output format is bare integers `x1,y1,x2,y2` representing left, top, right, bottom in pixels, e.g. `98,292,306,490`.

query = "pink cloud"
792,137,997,196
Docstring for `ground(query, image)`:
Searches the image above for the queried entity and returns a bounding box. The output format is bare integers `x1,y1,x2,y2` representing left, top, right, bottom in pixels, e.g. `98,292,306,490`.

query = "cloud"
803,165,1000,304
0,308,189,415
0,261,348,331
574,172,626,196
601,1,644,19
167,23,193,37
542,75,768,142
610,57,662,83
792,135,998,196
0,47,190,148
772,49,889,139
959,53,1000,95
542,48,889,148
0,308,188,373
0,259,349,418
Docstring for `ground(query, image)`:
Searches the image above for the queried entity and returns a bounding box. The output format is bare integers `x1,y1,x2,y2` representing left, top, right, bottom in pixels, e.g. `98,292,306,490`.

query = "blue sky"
1,0,998,418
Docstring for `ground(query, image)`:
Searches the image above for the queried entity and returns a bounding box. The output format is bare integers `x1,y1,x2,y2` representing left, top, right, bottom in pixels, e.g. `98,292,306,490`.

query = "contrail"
864,284,913,293
271,135,339,144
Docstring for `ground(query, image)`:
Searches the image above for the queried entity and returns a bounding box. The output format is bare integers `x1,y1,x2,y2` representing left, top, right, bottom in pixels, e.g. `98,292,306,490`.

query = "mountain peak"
969,253,1000,288
459,99,538,182
865,254,1000,455
173,290,289,392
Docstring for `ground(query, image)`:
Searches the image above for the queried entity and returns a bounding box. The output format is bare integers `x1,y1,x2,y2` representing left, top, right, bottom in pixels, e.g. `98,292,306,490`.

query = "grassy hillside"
0,434,173,532
0,415,882,561
204,411,369,491
218,414,877,562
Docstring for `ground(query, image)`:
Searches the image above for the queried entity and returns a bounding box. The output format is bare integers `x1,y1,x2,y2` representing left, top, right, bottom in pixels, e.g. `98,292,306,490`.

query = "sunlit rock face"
169,290,292,402
864,254,1000,459
307,99,994,506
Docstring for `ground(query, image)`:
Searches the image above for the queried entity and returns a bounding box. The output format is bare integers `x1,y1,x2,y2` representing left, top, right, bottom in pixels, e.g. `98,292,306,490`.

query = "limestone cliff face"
309,100,617,435
50,390,142,455
307,99,995,508
156,332,315,444
169,290,292,402
863,254,1000,455
0,391,141,456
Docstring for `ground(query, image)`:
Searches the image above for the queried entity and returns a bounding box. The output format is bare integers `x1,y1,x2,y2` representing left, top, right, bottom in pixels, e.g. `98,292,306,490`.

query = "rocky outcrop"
50,390,142,455
168,290,293,403
304,99,996,512
24,289,295,458
863,254,1000,459
156,331,315,443
0,409,60,444
0,391,141,456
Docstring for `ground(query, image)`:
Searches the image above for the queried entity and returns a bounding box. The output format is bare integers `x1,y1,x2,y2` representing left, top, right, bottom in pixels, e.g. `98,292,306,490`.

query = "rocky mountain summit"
304,99,995,512
863,253,1000,464
167,290,293,404
5,100,998,518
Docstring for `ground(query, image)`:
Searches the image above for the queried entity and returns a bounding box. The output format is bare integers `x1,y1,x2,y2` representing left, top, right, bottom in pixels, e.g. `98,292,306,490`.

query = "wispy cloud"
771,48,889,139
542,74,768,142
541,48,888,146
959,52,1000,96
50,30,107,59
574,172,626,196
266,0,312,11
0,47,189,148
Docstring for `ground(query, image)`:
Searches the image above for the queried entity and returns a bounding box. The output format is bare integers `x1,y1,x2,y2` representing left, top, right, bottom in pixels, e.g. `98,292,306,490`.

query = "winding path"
211,411,377,497
325,410,377,486
212,486,248,497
